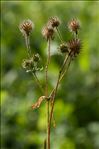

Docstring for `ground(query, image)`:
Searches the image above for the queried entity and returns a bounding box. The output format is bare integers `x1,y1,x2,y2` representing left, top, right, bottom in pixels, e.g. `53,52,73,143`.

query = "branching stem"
49,52,71,127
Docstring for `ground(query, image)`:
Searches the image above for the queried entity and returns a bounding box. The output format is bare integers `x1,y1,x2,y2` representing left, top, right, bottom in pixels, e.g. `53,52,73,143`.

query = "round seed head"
48,16,60,28
42,25,54,41
68,18,80,34
19,19,34,36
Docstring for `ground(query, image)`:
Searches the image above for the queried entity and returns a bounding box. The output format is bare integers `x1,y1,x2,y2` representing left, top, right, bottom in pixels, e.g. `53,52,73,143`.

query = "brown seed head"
19,19,34,36
67,38,81,57
42,26,54,41
59,43,68,53
48,16,60,28
68,19,80,34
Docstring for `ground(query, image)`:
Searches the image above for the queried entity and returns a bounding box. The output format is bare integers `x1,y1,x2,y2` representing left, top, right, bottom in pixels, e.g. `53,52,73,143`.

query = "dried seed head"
59,43,68,53
48,16,60,28
19,19,34,36
42,26,54,41
68,19,80,34
67,38,81,57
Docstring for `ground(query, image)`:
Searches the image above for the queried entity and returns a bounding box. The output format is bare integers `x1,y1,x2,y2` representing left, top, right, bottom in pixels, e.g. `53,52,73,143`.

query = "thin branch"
56,27,63,43
49,73,60,128
32,72,44,94
59,56,72,82
25,34,44,94
25,35,31,57
45,38,51,96
49,52,71,127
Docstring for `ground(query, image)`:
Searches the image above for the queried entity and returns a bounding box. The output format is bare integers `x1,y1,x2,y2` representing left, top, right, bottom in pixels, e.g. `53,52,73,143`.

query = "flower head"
42,25,54,41
68,19,80,34
67,38,81,57
19,19,34,36
48,16,60,28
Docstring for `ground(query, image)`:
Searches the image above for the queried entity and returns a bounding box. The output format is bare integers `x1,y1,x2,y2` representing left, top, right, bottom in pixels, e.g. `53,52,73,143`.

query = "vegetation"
1,1,99,149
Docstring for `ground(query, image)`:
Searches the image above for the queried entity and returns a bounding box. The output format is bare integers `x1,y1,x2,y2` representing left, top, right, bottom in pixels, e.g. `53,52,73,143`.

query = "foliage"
1,1,99,149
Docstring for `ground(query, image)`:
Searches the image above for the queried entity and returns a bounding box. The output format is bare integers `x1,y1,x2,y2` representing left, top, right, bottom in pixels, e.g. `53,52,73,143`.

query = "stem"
25,35,44,94
49,73,60,128
56,27,63,43
49,52,71,127
45,38,51,149
59,56,72,82
25,35,31,57
32,72,44,94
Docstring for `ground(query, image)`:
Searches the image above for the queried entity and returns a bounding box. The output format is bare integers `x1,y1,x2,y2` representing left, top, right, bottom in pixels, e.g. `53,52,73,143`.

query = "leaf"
31,96,46,110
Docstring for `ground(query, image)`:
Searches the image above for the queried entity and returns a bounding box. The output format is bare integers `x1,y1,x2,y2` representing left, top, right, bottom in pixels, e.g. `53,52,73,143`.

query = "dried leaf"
32,96,46,110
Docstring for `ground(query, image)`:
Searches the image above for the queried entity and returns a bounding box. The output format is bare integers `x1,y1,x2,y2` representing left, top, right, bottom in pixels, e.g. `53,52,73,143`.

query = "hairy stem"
45,38,51,149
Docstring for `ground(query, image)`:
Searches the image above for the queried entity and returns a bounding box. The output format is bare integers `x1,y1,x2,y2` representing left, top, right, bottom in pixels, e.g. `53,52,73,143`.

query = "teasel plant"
19,17,82,149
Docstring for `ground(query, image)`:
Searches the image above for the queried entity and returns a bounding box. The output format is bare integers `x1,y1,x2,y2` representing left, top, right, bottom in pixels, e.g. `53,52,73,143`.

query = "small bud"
68,18,80,34
42,26,54,41
19,19,34,36
48,16,60,28
22,59,33,70
33,53,40,62
59,43,68,53
67,38,81,57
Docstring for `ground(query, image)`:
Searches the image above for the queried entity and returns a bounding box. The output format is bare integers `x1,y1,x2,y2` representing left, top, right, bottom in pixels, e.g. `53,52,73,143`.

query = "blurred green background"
1,1,99,149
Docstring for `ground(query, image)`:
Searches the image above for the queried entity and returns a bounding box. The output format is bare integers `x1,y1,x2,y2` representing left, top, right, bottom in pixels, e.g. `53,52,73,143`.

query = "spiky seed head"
19,19,34,36
68,19,80,34
67,38,81,57
42,26,54,41
48,16,60,28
